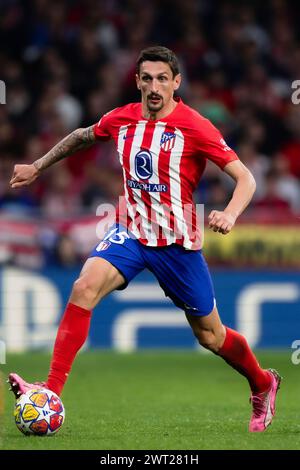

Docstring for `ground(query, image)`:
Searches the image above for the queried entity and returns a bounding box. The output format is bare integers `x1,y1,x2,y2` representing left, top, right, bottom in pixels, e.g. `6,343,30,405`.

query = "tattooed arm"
10,126,96,188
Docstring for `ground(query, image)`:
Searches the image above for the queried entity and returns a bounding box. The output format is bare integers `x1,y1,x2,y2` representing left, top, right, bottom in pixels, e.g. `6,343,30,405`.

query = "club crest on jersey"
160,132,176,151
135,149,153,180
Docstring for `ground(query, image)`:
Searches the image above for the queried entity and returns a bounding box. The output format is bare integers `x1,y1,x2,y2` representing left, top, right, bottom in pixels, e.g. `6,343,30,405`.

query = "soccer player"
8,46,281,432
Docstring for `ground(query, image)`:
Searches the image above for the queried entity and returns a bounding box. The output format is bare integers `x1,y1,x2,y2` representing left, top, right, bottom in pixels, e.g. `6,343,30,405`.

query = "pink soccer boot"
249,368,282,432
7,373,46,398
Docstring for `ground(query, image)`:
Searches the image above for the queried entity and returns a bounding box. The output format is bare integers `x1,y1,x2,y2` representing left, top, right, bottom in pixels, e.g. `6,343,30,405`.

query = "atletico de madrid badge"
160,132,176,151
97,240,111,251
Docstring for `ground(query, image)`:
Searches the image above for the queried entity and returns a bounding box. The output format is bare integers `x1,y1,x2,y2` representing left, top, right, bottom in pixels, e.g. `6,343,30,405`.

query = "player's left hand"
208,210,236,235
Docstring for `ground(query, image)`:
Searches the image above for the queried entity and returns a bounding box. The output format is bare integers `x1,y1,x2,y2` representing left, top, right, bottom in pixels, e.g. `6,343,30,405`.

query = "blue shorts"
89,224,215,316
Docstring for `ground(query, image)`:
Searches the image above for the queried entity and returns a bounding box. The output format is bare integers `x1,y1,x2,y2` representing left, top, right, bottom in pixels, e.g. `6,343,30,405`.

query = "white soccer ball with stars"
14,388,65,436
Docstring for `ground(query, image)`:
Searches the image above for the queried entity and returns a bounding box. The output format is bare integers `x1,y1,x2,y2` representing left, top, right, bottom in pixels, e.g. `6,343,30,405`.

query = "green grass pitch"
0,350,299,450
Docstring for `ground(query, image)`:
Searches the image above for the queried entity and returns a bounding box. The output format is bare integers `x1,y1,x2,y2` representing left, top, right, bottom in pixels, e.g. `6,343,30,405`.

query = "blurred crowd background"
0,0,299,268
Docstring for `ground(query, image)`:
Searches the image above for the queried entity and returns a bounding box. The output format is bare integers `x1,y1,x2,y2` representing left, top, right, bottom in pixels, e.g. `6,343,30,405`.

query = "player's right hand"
10,164,40,189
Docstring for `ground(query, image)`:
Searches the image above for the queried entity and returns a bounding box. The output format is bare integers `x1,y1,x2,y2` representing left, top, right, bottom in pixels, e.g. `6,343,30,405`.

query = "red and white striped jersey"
93,97,238,250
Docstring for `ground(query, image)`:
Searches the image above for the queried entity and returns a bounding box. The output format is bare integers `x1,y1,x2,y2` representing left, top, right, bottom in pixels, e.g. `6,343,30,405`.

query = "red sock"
47,302,92,396
218,327,271,393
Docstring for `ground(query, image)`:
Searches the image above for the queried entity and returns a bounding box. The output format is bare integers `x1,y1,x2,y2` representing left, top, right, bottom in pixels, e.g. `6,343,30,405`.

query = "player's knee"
195,328,225,353
196,330,218,352
71,277,103,307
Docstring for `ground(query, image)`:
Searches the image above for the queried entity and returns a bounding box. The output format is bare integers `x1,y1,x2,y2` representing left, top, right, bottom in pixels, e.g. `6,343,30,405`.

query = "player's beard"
147,93,164,112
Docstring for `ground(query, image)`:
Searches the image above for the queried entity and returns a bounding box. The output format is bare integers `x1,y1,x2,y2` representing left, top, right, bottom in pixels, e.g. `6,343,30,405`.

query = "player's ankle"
251,370,272,394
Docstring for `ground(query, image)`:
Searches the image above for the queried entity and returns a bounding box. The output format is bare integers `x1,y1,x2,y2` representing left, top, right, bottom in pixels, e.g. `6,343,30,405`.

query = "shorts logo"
183,303,198,312
135,149,153,180
160,132,176,151
96,240,111,251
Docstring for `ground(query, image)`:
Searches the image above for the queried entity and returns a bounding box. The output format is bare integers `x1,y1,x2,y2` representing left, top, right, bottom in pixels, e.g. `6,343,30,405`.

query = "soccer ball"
14,388,65,436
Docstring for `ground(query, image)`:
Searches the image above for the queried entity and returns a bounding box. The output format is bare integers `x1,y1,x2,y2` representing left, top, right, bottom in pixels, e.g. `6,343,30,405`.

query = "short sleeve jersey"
93,97,238,249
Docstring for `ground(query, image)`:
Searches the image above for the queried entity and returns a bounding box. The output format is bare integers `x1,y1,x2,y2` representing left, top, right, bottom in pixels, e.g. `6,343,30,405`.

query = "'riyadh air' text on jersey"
93,98,238,250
